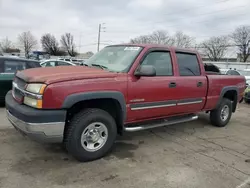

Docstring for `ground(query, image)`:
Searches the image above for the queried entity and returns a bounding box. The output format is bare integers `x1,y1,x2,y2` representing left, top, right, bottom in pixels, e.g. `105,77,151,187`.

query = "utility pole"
78,32,82,53
97,23,106,52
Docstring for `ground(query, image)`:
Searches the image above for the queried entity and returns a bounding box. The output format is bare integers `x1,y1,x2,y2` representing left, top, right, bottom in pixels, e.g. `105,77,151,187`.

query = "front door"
127,50,178,122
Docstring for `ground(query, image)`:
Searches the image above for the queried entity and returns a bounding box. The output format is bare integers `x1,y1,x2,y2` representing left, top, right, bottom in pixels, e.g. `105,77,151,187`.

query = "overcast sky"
0,0,250,54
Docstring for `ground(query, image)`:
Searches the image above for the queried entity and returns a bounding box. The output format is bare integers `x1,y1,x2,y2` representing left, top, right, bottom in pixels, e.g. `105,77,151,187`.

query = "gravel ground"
0,104,250,188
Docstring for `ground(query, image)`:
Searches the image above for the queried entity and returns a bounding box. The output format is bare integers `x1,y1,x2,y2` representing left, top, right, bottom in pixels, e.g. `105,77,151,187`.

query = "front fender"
62,91,127,122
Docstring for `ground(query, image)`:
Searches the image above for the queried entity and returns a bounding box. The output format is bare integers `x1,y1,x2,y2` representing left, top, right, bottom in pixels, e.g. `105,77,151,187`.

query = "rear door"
127,50,179,121
173,52,207,114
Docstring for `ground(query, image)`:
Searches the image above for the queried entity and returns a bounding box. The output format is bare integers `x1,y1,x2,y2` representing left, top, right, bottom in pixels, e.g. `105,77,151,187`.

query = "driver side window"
140,51,173,76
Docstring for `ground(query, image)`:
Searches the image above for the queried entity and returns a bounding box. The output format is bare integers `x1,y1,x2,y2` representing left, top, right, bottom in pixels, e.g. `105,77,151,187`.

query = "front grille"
12,77,27,102
15,77,26,90
13,87,24,101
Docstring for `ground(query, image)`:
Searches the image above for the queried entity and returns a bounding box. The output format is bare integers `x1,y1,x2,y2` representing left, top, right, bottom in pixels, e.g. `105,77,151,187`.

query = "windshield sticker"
124,47,140,51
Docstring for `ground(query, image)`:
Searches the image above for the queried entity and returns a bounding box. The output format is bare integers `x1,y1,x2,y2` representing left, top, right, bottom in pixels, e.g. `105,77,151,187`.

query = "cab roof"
108,43,198,54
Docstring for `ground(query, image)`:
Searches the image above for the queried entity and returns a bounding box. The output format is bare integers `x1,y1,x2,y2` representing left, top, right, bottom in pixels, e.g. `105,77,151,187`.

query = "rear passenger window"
141,51,173,76
4,60,26,73
176,53,200,76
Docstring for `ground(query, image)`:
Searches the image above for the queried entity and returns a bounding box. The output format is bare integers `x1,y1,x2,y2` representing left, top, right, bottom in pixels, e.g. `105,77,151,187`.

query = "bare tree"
41,33,60,55
150,30,174,45
0,37,12,52
130,30,194,47
200,36,229,61
130,35,151,44
231,25,250,62
60,33,77,57
18,31,37,58
172,31,194,48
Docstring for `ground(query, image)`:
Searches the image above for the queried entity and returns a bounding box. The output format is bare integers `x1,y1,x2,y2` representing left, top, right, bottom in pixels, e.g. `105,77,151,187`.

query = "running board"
124,114,198,132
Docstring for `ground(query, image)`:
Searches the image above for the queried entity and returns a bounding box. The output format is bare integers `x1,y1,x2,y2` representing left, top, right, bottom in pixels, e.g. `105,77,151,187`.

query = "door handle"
197,81,203,87
169,82,177,88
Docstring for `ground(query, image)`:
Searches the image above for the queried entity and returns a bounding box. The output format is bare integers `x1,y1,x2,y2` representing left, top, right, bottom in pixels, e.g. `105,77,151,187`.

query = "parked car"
0,57,41,102
244,85,250,103
40,59,76,67
58,58,87,66
221,69,250,86
5,44,246,162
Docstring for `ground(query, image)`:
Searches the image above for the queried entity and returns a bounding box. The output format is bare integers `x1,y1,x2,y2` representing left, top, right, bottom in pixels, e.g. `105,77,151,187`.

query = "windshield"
85,46,143,72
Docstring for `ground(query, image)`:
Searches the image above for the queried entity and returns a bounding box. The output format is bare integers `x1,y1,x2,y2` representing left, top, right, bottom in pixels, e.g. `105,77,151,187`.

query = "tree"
130,35,151,44
60,33,77,57
18,31,37,58
172,31,194,48
0,37,12,52
149,30,174,45
41,33,60,55
200,36,229,61
130,30,194,47
231,25,250,62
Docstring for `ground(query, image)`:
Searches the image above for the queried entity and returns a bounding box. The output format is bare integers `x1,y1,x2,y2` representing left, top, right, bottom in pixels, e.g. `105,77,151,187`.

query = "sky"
0,0,250,54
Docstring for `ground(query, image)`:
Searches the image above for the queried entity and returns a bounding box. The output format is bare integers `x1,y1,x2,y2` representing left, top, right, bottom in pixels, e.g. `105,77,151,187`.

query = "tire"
210,98,232,127
64,108,117,162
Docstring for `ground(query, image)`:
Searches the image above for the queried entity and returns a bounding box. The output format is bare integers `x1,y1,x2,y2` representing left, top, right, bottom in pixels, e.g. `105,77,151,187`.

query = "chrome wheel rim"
81,122,108,152
221,105,229,121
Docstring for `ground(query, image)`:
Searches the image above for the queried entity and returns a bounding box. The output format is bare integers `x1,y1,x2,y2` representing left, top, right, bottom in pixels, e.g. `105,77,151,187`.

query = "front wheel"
210,98,232,127
64,108,117,162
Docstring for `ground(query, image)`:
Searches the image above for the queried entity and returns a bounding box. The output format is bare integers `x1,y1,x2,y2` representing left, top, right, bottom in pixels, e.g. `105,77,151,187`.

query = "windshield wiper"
90,63,108,70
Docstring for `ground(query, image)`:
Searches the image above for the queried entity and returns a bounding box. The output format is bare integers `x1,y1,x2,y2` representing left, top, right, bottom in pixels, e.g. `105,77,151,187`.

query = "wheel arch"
62,91,127,134
216,86,239,112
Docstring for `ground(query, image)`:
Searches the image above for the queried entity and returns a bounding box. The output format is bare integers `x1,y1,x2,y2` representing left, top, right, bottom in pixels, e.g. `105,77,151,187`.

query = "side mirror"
134,65,156,77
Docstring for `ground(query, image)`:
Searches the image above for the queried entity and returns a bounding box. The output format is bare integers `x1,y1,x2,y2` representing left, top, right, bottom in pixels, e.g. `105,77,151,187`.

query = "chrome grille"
15,77,26,90
12,77,26,102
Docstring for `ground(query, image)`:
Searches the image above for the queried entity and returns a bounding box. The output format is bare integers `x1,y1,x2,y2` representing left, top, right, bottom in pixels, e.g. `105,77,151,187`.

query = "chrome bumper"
7,110,65,143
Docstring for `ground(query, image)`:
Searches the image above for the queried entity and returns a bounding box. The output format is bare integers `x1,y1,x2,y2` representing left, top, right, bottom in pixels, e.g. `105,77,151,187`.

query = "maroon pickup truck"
5,44,246,161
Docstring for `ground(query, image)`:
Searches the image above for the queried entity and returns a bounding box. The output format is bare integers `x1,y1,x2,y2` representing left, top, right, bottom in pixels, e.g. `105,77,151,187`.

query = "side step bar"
124,114,198,132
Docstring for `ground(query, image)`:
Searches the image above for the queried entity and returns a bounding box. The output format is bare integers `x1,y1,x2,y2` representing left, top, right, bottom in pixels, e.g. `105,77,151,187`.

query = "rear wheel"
210,98,232,127
64,108,117,162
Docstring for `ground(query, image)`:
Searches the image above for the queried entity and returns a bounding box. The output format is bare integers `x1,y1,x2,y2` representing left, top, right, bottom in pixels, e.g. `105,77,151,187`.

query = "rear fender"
216,86,239,112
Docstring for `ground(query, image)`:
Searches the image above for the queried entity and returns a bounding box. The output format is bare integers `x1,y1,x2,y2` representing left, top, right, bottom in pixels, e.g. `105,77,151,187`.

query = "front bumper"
5,91,66,143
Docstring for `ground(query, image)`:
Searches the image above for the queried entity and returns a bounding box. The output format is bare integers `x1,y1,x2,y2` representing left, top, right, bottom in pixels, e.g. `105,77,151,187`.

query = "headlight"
24,83,46,108
24,97,43,108
26,83,46,94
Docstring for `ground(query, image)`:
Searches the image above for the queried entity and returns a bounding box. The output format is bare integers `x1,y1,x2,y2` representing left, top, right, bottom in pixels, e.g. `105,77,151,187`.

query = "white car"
40,59,76,67
223,69,250,86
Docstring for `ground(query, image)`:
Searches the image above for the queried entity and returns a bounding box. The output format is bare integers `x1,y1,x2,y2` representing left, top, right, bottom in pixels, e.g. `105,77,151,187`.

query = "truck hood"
16,66,118,84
